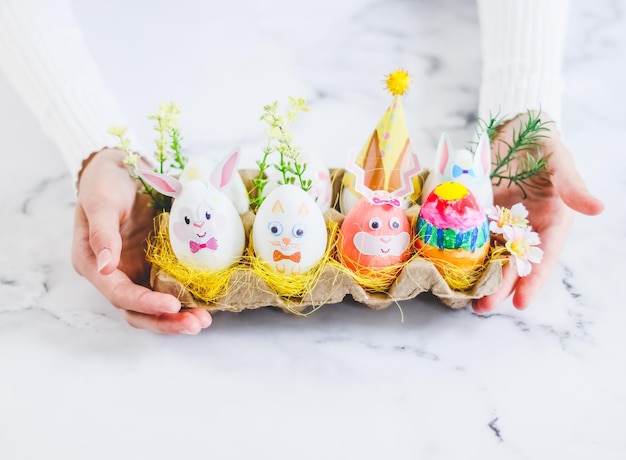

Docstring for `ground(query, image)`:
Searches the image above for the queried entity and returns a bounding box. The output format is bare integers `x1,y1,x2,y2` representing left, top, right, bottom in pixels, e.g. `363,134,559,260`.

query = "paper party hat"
343,69,420,201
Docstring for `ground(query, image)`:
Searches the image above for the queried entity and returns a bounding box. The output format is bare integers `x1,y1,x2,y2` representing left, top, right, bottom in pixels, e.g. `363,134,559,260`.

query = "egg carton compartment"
149,169,505,314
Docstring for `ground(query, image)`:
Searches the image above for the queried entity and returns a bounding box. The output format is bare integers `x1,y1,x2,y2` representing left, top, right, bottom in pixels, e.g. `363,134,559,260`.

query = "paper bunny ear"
474,131,491,176
138,170,183,198
346,149,373,198
393,150,421,198
434,133,454,175
210,147,240,190
346,148,419,201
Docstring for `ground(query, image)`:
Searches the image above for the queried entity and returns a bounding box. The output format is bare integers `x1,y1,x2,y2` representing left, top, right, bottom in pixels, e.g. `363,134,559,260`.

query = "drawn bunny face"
139,150,245,271
170,182,228,256
338,197,412,270
422,132,493,208
252,184,327,275
337,149,419,271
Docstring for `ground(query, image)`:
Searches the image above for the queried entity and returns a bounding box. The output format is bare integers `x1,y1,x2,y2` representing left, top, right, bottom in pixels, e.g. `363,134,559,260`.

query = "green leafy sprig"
251,97,311,210
147,101,187,174
108,100,188,210
472,110,552,198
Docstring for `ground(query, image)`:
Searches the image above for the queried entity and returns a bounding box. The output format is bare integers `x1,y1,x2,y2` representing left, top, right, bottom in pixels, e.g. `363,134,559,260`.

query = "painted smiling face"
166,181,244,270
139,149,245,271
253,184,328,275
337,196,412,271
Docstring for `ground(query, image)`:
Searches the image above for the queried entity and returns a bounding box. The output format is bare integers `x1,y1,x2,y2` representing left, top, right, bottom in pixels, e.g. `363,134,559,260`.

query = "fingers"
74,206,180,315
74,204,210,334
473,208,571,312
124,308,213,335
82,200,124,275
548,143,605,216
72,150,213,335
472,263,519,314
510,211,571,309
77,149,138,275
90,268,182,315
71,205,97,276
472,115,603,314
72,203,122,275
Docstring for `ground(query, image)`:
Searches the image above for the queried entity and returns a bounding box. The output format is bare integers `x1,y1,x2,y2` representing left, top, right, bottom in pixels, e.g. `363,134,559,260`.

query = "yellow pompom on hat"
342,69,419,205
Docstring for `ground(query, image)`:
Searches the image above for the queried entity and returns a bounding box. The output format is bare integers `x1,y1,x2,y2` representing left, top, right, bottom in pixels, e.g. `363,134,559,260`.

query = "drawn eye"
184,216,191,225
268,221,283,236
292,224,306,238
389,217,401,230
369,218,382,230
205,212,211,221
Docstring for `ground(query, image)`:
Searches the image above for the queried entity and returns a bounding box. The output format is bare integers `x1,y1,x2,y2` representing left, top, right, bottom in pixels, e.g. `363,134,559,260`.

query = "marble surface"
1,0,625,458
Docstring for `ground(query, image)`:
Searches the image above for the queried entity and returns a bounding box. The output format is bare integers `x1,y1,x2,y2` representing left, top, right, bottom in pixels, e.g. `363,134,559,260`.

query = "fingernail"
97,248,112,272
161,299,181,314
179,329,198,335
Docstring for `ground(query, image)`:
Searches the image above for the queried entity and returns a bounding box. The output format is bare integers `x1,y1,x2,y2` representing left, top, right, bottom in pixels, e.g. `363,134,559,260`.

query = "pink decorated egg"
337,196,412,272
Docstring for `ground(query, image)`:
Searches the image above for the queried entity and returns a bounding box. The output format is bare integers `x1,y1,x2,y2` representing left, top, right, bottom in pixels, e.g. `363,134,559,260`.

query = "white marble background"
1,0,625,458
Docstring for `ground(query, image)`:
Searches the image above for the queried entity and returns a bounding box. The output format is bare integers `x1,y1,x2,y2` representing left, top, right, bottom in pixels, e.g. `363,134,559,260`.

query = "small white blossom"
487,203,529,234
503,226,543,277
288,96,309,113
123,152,141,168
148,101,181,128
107,125,129,138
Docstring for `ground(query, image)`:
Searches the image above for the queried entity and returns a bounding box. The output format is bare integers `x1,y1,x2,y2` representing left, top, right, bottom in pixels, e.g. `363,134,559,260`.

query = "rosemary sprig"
475,110,552,198
474,112,508,146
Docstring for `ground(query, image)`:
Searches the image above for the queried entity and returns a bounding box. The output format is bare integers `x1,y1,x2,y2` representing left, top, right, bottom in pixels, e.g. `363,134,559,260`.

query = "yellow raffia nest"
146,213,241,303
416,245,509,292
148,168,507,314
245,219,341,316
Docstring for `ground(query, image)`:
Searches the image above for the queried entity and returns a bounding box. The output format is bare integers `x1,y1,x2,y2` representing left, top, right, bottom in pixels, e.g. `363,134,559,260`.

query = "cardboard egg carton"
149,169,504,314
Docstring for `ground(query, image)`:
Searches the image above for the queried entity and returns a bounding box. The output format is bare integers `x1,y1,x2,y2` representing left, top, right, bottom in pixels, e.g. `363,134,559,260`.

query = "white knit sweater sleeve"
0,0,140,178
477,0,570,123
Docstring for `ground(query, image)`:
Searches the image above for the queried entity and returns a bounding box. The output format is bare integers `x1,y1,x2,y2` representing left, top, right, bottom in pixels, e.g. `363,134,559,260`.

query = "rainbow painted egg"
416,181,490,278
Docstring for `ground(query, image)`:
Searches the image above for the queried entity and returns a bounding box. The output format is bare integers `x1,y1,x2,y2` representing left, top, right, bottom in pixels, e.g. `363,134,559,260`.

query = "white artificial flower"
503,226,543,277
487,203,529,234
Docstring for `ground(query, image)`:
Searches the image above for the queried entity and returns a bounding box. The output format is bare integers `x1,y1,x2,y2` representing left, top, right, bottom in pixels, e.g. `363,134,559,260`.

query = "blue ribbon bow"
452,165,476,178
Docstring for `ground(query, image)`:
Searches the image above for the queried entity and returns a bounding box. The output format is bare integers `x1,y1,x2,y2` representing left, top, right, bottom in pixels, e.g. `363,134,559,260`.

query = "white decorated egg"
167,181,244,270
253,184,328,275
139,150,246,271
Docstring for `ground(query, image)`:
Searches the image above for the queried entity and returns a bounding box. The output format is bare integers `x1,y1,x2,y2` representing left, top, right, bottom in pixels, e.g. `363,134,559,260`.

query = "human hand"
472,113,605,313
72,148,213,334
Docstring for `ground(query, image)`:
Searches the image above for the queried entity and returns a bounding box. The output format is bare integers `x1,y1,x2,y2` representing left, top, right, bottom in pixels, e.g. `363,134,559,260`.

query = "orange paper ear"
362,131,385,192
298,203,309,215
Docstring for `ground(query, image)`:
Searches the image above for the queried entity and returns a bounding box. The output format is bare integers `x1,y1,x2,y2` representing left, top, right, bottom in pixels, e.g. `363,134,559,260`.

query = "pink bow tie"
371,195,401,207
189,238,218,253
